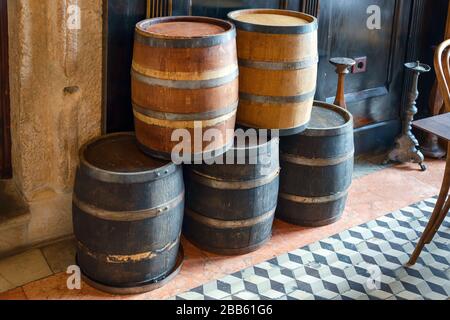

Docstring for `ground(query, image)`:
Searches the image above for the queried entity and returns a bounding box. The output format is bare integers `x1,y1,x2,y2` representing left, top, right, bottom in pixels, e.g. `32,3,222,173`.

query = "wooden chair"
408,39,450,265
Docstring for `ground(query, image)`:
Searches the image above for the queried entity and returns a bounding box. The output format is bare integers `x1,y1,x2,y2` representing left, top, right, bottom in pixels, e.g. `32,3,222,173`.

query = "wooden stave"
183,139,280,254
277,193,347,227
189,137,280,181
279,156,354,197
183,207,276,255
134,112,236,160
132,17,239,158
185,172,280,221
229,9,318,132
276,102,354,226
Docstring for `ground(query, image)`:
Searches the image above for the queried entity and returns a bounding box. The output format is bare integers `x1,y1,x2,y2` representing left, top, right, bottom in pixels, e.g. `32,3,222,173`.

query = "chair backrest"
435,39,450,112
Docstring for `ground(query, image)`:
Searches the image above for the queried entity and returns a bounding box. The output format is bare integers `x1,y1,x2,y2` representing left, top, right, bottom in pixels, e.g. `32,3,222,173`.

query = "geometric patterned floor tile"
173,197,450,300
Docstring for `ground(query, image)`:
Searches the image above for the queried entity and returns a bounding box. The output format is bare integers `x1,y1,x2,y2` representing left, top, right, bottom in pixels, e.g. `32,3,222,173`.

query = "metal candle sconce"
386,61,431,171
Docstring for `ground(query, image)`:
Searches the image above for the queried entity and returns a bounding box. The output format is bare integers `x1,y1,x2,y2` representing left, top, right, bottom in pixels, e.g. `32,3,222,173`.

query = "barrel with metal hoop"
276,101,354,226
183,136,280,255
72,133,184,294
228,9,318,135
132,16,238,160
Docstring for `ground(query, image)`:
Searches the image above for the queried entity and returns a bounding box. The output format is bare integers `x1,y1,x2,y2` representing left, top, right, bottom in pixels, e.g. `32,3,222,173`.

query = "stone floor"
0,154,446,300
174,196,450,300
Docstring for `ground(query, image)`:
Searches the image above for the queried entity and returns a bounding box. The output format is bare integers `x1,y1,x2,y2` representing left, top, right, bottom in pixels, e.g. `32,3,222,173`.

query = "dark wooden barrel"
183,136,280,255
72,133,184,294
132,16,238,160
228,9,318,135
276,102,354,226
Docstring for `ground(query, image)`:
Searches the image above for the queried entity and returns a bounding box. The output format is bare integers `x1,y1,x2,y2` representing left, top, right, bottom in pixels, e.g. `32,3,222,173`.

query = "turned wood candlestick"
330,57,356,109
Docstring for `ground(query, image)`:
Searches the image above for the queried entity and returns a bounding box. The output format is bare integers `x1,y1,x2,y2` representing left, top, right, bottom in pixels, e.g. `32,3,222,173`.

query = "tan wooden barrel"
228,9,318,135
132,16,239,161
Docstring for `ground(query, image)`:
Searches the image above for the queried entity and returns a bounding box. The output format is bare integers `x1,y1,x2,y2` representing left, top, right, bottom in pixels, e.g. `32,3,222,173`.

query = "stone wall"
6,0,103,249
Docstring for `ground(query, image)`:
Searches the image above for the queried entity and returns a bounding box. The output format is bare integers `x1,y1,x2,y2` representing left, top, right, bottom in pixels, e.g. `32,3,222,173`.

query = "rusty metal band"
236,121,309,137
132,62,238,81
280,151,354,167
73,191,184,222
279,189,350,204
239,89,316,104
131,68,239,89
137,139,234,163
132,101,238,121
238,56,319,71
77,236,180,264
185,208,275,229
135,24,236,48
133,108,236,129
189,168,279,190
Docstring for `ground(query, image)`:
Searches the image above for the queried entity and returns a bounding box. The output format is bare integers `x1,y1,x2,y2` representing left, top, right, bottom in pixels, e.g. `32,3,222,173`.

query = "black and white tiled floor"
173,197,450,300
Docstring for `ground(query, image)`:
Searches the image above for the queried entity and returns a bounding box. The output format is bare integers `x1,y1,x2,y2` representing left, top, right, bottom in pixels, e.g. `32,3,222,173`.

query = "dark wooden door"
303,0,412,153
193,0,412,153
103,0,191,133
192,0,301,18
0,0,11,179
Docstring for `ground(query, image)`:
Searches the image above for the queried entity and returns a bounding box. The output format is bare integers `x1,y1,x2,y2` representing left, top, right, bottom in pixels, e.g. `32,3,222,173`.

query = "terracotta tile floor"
0,158,446,300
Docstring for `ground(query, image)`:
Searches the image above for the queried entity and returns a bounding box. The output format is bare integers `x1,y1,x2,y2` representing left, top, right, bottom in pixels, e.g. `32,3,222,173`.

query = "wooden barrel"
276,102,354,226
183,137,280,255
132,16,238,161
228,9,318,135
73,133,184,294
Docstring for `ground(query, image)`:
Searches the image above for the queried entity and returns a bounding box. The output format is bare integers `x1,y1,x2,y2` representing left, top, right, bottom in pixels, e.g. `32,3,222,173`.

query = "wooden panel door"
0,0,11,179
304,0,412,153
103,0,192,133
103,0,147,133
191,0,302,18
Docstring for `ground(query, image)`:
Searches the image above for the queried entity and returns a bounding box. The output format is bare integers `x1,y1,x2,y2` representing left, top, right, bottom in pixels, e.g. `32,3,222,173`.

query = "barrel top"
135,16,236,48
83,133,167,173
79,133,178,183
304,101,353,136
146,21,227,37
309,106,347,129
234,13,309,27
228,9,317,34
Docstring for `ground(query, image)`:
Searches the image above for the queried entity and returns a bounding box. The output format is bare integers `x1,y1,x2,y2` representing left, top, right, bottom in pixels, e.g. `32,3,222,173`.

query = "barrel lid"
79,133,178,184
304,101,353,137
228,9,318,34
146,21,227,37
135,16,236,49
309,106,347,129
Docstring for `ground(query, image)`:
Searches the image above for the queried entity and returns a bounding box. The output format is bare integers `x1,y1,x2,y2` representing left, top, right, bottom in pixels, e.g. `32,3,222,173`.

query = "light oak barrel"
132,16,239,160
73,133,184,293
276,102,354,226
183,137,280,255
228,9,318,135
